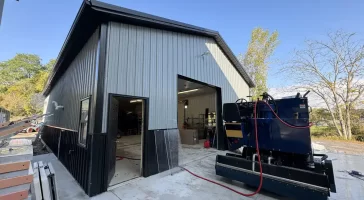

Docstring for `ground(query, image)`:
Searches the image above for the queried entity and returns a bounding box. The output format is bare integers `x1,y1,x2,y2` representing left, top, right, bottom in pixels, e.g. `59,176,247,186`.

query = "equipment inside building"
216,92,336,200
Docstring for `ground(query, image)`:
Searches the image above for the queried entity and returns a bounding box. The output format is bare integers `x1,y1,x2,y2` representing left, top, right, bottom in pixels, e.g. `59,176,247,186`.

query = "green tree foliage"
310,108,332,126
0,54,54,116
239,28,279,99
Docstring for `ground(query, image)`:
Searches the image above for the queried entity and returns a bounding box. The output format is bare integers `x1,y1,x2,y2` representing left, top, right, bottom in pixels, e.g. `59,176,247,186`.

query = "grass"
310,126,364,142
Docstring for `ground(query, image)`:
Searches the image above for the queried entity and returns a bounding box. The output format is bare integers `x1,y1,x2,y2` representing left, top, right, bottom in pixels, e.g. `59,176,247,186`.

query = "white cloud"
268,87,326,108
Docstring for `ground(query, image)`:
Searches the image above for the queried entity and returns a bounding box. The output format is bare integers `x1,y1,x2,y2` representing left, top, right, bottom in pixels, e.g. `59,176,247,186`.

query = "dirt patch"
312,138,364,155
33,138,49,156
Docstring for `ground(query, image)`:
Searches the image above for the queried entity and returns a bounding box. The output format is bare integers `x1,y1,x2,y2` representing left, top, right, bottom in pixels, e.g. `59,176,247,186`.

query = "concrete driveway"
34,148,364,200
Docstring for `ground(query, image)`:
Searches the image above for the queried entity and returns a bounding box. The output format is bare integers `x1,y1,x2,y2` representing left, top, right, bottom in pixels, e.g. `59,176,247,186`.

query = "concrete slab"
36,147,364,200
326,153,364,200
0,145,33,163
11,132,38,142
32,154,89,200
107,151,364,200
179,142,218,166
91,191,120,200
109,153,279,200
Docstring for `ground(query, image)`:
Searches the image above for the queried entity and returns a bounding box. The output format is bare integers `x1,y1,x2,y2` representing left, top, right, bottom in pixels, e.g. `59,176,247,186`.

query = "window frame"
78,96,91,148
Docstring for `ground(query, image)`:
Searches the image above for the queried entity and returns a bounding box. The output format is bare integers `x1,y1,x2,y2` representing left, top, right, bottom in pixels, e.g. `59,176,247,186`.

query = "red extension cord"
181,100,312,197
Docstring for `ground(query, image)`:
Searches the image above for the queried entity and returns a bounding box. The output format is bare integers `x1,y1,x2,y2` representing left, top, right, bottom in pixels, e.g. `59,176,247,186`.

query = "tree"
282,31,364,139
0,54,43,90
0,54,54,116
310,108,332,126
239,28,279,99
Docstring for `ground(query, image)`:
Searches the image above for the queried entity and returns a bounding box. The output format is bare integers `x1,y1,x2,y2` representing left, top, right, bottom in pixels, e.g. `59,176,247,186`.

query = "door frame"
177,75,225,150
104,93,149,189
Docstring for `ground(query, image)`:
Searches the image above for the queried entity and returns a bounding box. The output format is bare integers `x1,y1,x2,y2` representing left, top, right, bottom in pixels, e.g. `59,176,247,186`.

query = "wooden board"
0,161,30,174
0,189,28,200
47,163,58,200
0,122,31,137
0,175,32,189
11,132,38,139
39,162,51,200
33,162,42,200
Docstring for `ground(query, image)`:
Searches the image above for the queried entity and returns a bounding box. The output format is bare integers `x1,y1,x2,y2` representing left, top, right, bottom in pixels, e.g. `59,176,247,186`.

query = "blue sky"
1,0,364,87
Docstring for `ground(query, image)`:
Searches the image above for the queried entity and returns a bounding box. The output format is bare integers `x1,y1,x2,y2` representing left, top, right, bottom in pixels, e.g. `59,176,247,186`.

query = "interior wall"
116,98,143,136
177,92,216,129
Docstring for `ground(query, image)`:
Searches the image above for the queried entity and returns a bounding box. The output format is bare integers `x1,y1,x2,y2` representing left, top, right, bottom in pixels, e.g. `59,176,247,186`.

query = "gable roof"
43,0,254,96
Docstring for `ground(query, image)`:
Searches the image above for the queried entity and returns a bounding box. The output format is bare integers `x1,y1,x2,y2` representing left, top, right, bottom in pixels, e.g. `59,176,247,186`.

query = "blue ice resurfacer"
216,92,336,200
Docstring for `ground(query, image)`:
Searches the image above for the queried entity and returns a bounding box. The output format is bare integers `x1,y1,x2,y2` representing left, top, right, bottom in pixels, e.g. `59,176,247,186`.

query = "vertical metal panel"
182,33,187,76
194,36,199,80
149,29,157,129
161,31,167,129
172,32,179,128
142,27,151,97
41,126,97,194
127,25,137,96
186,35,191,78
45,29,99,131
177,33,183,75
107,22,119,95
135,26,144,97
167,32,175,128
103,22,250,131
156,30,163,128
119,23,129,94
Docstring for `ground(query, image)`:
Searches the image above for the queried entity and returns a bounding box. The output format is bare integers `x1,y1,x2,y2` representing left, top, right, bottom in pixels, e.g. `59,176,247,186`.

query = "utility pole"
0,0,4,26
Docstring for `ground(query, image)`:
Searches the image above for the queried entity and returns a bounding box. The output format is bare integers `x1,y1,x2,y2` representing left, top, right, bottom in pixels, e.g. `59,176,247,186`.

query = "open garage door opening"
177,76,220,165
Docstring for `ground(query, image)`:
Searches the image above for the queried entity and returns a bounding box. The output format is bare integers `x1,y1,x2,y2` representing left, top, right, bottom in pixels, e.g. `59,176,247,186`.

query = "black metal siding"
143,129,179,177
42,126,92,193
44,29,99,131
88,23,109,195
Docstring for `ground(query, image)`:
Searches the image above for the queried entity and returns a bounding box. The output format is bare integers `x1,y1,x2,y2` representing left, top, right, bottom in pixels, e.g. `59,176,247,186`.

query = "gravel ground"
312,138,364,155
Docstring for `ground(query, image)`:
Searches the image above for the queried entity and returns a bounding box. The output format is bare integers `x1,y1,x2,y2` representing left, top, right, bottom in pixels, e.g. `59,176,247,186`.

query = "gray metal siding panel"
102,22,249,131
127,25,137,96
44,29,99,131
142,27,151,97
135,26,144,97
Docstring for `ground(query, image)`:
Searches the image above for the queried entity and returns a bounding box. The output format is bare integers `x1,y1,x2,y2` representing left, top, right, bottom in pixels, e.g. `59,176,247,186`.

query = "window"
78,98,90,146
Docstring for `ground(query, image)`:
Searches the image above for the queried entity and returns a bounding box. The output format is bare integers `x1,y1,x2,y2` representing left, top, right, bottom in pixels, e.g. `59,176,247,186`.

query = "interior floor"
179,139,218,165
109,135,142,186
109,97,143,187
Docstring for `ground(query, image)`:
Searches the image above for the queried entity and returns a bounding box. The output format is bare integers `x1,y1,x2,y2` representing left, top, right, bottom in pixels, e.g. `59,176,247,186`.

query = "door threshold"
107,176,143,191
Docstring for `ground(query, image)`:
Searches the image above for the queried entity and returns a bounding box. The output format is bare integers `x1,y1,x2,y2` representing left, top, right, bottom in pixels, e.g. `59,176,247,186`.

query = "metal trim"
88,22,108,196
93,23,108,134
45,125,77,132
215,87,225,150
216,162,329,193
